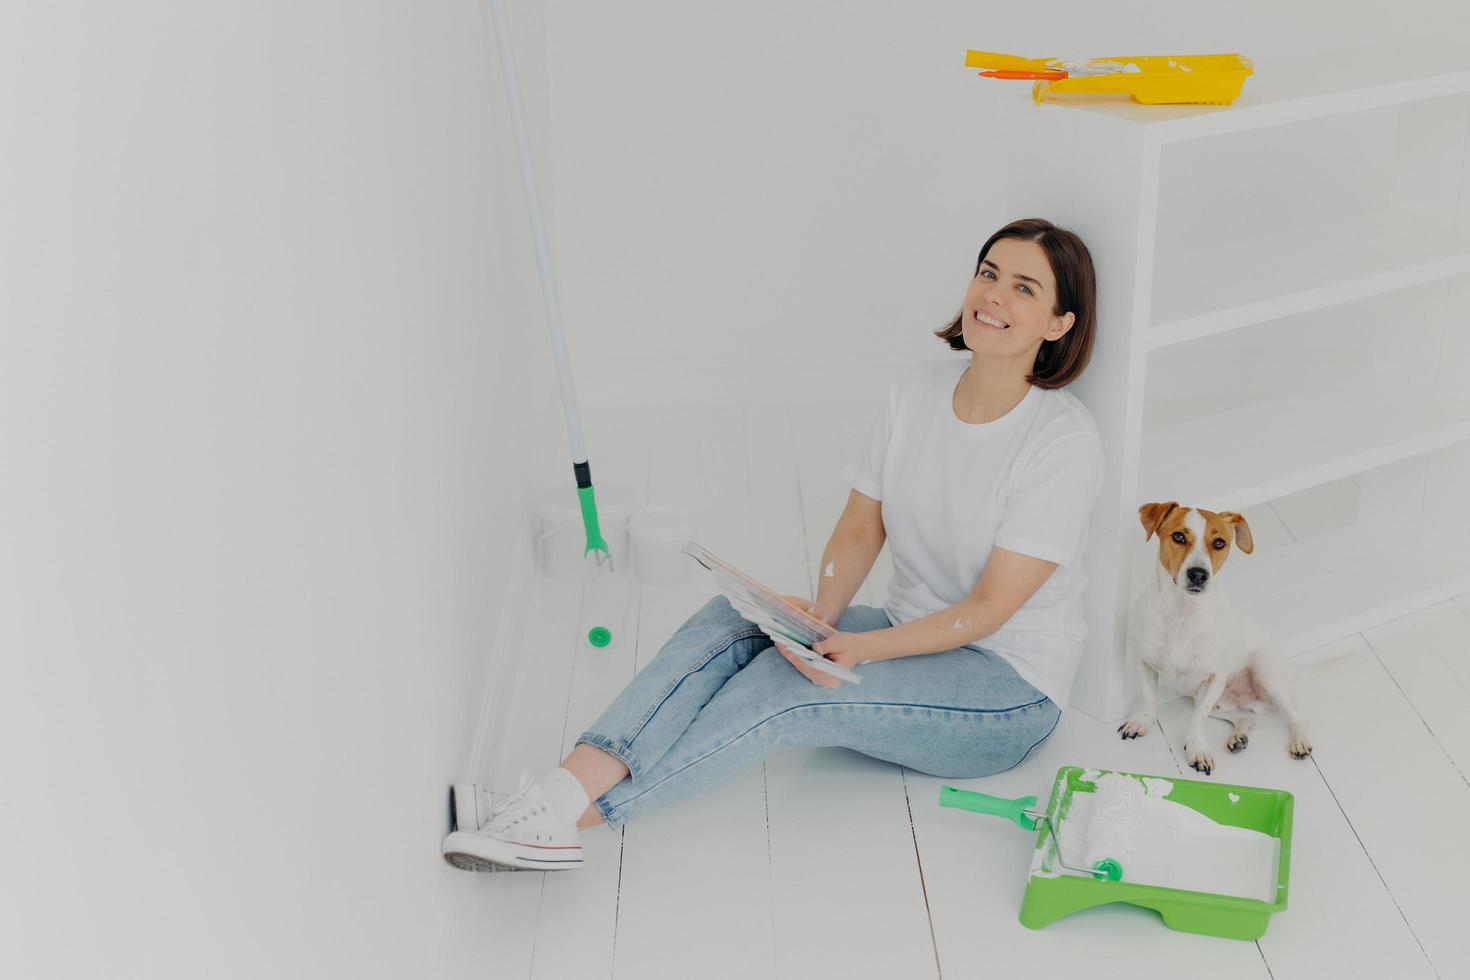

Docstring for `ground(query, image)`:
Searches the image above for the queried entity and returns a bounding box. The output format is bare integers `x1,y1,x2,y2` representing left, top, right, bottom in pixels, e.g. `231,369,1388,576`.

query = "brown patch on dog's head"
1218,511,1252,555
1139,501,1178,541
1195,509,1244,577
1139,501,1188,580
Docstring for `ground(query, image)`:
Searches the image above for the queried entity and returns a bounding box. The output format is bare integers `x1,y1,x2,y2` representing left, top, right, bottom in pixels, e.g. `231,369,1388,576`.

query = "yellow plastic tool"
965,51,1253,106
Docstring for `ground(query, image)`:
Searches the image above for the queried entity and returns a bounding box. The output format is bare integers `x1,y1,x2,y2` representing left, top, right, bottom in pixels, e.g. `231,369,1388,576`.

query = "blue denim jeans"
576,596,1061,828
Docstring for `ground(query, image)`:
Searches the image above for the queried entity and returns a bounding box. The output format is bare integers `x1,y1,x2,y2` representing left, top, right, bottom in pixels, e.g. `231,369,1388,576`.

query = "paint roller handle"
938,786,1040,831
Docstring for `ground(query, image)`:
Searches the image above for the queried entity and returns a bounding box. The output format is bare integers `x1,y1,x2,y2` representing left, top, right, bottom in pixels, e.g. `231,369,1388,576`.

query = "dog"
1118,501,1312,775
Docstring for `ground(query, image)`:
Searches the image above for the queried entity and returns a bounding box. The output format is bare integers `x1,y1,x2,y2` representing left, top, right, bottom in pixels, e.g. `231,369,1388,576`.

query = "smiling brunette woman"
443,217,1104,874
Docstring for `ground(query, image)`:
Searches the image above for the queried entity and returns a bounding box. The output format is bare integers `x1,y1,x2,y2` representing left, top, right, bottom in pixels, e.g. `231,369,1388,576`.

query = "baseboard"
466,525,537,783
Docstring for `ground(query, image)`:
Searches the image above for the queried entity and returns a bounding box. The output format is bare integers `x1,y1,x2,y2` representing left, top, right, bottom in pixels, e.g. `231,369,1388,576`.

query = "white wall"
1,2,561,976
540,0,1470,407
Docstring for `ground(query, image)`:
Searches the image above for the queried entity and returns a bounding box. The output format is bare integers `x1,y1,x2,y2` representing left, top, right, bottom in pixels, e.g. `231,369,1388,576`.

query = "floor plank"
479,574,584,980
1364,602,1470,786
750,403,939,980
610,404,778,980
527,830,624,980
1278,634,1470,978
531,576,635,976
528,404,651,980
1153,666,1437,980
495,578,587,780
608,578,776,979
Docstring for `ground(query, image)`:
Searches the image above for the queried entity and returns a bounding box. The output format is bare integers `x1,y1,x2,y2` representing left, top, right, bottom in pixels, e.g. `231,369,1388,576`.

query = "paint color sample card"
682,542,861,684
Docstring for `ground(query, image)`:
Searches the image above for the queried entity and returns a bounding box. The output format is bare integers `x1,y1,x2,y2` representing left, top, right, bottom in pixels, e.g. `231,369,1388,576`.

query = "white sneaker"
441,778,585,872
451,773,530,832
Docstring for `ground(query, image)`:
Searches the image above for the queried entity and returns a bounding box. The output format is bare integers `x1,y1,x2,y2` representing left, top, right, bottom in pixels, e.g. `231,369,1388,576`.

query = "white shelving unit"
996,40,1470,721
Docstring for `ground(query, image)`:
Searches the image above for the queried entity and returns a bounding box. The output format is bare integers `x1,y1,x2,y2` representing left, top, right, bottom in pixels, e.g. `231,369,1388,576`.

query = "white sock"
538,767,590,826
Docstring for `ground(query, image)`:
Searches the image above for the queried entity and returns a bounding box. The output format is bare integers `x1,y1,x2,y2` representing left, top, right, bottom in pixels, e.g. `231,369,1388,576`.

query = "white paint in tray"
1051,773,1279,902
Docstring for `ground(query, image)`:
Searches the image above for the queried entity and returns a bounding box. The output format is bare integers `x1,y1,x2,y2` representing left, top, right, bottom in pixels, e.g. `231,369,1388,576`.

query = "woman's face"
959,237,1075,357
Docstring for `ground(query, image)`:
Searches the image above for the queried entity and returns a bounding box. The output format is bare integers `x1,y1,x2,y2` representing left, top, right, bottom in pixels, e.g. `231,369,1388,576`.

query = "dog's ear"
1138,502,1178,541
1219,511,1253,554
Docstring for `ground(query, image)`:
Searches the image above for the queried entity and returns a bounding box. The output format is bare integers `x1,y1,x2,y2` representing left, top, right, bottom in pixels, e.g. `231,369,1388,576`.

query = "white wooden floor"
482,402,1470,980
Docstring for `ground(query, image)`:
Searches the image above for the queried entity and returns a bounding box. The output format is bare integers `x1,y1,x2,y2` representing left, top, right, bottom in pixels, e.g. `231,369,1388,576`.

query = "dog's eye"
1213,538,1226,550
1171,531,1186,544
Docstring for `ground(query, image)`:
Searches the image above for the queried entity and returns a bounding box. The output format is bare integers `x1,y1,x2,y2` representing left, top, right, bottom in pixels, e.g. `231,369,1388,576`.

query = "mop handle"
487,0,588,468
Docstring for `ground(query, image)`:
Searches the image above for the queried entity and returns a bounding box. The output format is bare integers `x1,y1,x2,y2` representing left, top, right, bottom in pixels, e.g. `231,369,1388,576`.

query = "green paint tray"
940,765,1293,940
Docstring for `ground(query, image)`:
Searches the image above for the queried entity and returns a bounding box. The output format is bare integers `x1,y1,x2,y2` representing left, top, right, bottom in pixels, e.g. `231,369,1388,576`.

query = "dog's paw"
1117,716,1152,740
1227,733,1250,753
1185,744,1215,775
1288,734,1313,759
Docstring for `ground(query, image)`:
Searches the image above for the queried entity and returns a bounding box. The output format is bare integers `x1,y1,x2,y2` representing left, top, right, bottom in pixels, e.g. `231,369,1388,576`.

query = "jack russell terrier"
1118,501,1313,775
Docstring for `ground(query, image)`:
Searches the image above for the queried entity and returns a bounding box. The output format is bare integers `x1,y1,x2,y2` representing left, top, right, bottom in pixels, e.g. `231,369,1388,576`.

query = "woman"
443,217,1103,872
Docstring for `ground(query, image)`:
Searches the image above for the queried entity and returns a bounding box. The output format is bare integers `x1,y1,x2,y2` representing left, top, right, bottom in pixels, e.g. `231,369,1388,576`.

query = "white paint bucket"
629,505,696,586
535,482,635,583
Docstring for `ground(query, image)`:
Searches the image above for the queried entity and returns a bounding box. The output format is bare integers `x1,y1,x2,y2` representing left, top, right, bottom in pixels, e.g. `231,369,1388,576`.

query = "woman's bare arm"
789,546,1058,684
810,490,886,625
861,546,1058,661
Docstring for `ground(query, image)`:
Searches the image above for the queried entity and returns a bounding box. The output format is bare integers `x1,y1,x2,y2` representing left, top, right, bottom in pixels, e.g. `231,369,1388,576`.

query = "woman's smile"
973,309,1009,330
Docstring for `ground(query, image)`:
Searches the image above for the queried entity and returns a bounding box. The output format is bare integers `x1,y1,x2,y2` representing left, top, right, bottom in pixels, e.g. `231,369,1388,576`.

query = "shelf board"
1148,210,1470,347
1069,40,1470,145
1140,375,1470,512
1229,522,1470,656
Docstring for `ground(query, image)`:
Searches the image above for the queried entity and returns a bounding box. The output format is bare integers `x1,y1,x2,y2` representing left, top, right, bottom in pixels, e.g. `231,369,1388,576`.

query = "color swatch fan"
682,542,861,684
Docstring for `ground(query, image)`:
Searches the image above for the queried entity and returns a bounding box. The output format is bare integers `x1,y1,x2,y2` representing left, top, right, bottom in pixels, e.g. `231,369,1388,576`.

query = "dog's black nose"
1185,567,1209,588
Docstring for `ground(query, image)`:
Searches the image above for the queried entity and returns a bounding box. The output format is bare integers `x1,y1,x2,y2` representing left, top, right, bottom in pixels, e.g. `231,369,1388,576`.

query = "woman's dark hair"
934,217,1096,389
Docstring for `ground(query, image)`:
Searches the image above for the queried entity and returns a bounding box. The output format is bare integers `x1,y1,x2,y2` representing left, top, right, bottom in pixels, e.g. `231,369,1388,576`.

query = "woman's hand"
773,630,875,688
778,594,830,624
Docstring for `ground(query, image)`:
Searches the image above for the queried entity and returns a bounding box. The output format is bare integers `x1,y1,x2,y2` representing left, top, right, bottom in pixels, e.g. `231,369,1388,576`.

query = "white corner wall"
1,2,560,976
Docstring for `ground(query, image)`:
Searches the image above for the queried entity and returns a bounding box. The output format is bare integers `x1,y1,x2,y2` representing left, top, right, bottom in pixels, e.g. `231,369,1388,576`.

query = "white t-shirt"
842,358,1105,709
